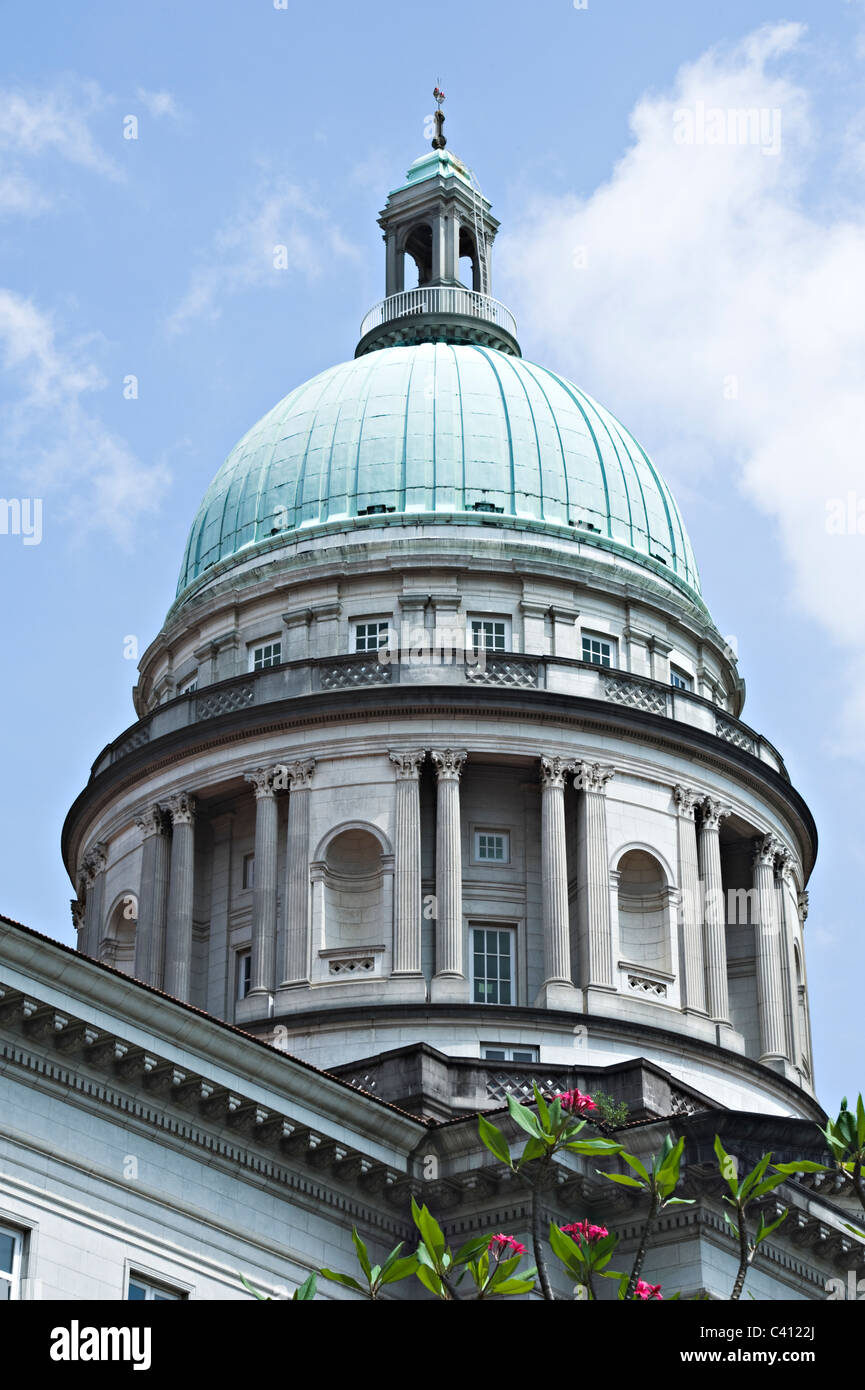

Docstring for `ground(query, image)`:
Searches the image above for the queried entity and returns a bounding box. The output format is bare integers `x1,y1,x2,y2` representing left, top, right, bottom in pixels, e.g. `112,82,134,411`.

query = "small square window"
469,618,508,653
178,675,198,695
0,1226,22,1301
582,633,614,668
473,830,510,864
235,949,252,1002
354,621,391,653
482,1044,539,1063
127,1274,185,1301
471,926,515,1006
249,641,282,672
670,666,693,691
242,852,255,891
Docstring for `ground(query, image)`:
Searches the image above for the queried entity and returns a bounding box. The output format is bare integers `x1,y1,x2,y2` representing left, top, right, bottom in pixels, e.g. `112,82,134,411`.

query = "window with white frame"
473,830,510,865
127,1274,185,1301
235,949,252,1002
471,926,515,1005
178,675,198,695
670,665,693,691
354,620,391,653
242,852,255,891
249,639,282,672
482,1044,539,1062
0,1226,22,1301
468,617,509,653
581,632,615,668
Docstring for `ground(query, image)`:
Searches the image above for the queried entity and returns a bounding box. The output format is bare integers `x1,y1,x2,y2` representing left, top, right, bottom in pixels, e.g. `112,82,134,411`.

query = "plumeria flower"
561,1221,609,1244
488,1233,527,1257
634,1279,663,1300
555,1088,597,1114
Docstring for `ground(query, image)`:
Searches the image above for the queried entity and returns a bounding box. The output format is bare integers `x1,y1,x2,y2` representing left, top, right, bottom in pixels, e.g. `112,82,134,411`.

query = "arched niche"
100,891,138,976
310,824,393,983
614,848,675,997
401,222,433,288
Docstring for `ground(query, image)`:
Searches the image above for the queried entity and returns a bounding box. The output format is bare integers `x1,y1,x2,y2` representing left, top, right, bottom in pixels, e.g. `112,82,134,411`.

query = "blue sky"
1,0,863,1110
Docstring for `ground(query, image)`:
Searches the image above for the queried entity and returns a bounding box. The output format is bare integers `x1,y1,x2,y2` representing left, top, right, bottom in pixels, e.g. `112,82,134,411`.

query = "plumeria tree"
713,1137,787,1299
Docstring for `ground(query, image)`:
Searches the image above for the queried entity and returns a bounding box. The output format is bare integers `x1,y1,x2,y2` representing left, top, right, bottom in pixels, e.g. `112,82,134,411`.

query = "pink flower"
634,1279,663,1300
561,1221,609,1245
488,1233,527,1257
555,1088,597,1114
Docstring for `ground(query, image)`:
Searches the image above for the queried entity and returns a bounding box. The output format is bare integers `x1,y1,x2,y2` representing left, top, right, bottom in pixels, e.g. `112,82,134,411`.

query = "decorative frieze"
466,657,539,688
320,659,391,689
605,675,667,715
715,718,757,755
196,684,254,720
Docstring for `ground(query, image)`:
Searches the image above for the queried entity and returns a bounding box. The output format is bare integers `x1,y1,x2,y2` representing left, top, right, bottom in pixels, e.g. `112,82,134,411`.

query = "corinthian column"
430,749,468,1002
673,786,706,1014
697,797,732,1030
574,762,615,996
163,792,197,1002
537,757,579,1007
389,750,426,979
280,760,315,989
134,805,170,987
753,834,787,1064
78,842,108,958
244,768,281,1000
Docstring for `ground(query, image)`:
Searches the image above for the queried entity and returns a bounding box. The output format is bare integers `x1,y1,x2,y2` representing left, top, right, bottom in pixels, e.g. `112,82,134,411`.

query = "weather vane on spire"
432,83,446,150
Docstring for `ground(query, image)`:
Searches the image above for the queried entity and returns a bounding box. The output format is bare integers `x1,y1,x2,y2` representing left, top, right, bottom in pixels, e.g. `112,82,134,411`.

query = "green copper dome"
177,344,701,600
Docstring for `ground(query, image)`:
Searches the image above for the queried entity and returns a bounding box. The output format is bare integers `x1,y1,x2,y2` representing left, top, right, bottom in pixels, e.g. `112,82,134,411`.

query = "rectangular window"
670,666,693,691
249,640,282,672
0,1226,22,1301
178,676,198,695
235,949,252,1002
242,852,255,891
582,633,614,668
469,618,507,653
482,1045,539,1063
471,926,514,1006
354,621,391,653
473,830,509,864
127,1274,185,1301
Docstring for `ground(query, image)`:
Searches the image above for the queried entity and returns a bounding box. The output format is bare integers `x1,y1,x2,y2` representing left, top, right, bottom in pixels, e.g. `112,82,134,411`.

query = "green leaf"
415,1263,445,1298
754,1208,787,1247
489,1277,536,1296
739,1152,772,1203
657,1135,686,1195
454,1235,491,1266
240,1273,271,1300
478,1113,513,1169
412,1202,446,1261
379,1255,419,1285
566,1138,623,1157
772,1161,831,1175
722,1210,740,1240
857,1094,865,1149
622,1151,650,1183
662,1197,695,1206
748,1174,787,1201
292,1272,317,1301
319,1269,366,1292
506,1092,544,1139
548,1222,585,1274
533,1081,551,1131
600,1171,645,1189
351,1227,372,1280
844,1222,865,1239
713,1134,739,1199
517,1135,549,1167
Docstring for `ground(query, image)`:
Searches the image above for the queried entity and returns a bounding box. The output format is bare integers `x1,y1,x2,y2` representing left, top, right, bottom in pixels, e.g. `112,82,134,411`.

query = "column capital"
79,841,108,888
540,755,574,789
700,797,732,831
245,767,279,799
285,758,316,790
797,889,809,922
430,748,467,782
136,804,168,838
389,749,426,780
753,832,781,867
165,791,197,826
574,761,614,794
673,784,700,819
70,899,85,934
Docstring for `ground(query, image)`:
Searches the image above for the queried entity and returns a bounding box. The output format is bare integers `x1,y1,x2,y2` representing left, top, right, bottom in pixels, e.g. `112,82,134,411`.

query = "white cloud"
498,22,865,756
136,87,180,120
0,80,119,216
166,174,359,336
0,289,169,543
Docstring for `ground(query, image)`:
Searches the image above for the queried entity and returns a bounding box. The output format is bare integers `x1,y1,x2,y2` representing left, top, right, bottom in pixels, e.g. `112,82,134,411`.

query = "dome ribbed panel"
177,344,702,600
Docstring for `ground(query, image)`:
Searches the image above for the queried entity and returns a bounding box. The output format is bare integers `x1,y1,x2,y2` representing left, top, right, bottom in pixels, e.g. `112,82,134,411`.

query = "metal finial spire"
432,85,446,149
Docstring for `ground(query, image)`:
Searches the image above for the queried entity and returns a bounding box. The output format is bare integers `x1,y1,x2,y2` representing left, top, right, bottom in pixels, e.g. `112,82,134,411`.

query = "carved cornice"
244,767,280,799
135,804,168,838
673,784,700,819
388,749,426,780
573,761,614,794
753,832,781,868
700,797,732,831
286,759,315,791
70,900,85,934
79,841,108,888
430,748,467,781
